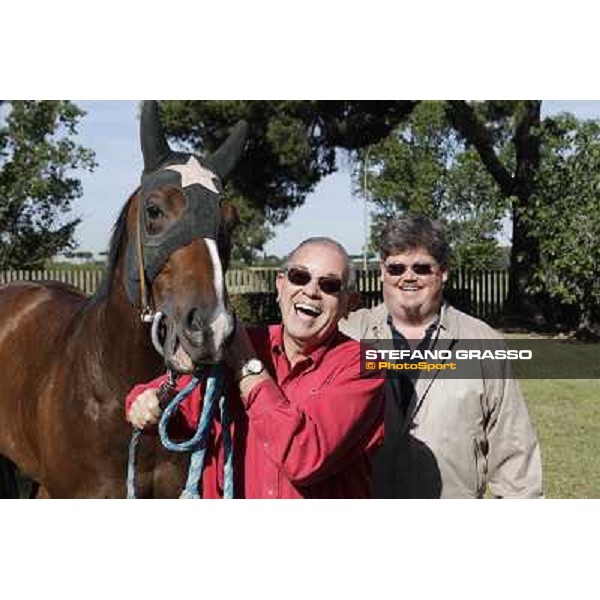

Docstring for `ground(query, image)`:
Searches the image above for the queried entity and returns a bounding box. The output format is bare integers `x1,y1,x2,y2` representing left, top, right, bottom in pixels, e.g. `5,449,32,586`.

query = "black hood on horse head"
124,101,248,306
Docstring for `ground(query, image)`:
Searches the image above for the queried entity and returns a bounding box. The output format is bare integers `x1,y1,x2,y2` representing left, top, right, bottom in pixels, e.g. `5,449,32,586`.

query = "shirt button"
263,441,269,449
267,488,274,496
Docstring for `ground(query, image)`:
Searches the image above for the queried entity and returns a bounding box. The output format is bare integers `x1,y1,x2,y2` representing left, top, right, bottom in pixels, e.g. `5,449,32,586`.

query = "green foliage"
356,101,506,269
229,293,280,325
445,150,510,269
527,114,600,329
0,101,96,269
231,253,282,269
159,101,416,261
227,193,277,265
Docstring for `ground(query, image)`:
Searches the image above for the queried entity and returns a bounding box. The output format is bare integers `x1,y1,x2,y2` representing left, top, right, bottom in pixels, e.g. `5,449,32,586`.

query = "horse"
0,101,248,498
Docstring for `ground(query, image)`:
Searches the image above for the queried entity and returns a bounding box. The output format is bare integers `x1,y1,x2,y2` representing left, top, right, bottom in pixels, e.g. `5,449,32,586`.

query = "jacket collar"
368,303,392,340
370,300,458,342
437,302,460,340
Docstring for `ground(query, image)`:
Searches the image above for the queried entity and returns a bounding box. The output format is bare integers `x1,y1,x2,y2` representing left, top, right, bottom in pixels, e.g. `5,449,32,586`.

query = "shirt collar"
270,324,339,371
386,310,441,336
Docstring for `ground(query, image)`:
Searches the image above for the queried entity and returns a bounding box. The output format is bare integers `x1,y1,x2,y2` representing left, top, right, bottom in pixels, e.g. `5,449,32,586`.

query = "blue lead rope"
127,364,234,499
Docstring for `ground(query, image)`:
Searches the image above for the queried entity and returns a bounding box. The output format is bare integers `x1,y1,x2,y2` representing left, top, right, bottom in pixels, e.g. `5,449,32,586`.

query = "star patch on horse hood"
135,153,223,281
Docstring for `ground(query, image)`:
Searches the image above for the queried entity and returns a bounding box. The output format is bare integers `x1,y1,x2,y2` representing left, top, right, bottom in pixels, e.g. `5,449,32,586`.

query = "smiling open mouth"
294,302,322,318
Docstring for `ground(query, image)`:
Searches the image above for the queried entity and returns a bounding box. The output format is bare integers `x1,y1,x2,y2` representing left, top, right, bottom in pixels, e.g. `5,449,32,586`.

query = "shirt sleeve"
485,362,544,498
124,373,170,417
243,348,385,486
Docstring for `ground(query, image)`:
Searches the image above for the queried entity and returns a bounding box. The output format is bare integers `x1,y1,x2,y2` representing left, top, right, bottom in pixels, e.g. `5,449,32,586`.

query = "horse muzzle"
151,309,235,373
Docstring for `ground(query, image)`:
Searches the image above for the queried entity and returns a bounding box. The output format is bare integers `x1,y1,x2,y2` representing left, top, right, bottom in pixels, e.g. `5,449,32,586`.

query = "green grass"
521,378,600,498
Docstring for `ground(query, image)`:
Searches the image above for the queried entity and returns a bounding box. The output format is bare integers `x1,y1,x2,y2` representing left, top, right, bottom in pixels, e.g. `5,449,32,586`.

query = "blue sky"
71,100,600,258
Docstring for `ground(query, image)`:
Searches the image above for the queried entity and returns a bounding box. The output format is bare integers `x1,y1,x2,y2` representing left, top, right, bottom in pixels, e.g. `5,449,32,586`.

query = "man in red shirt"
126,237,384,498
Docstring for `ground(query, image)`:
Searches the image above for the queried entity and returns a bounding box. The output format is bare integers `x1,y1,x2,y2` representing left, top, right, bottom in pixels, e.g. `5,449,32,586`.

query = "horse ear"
205,120,249,183
140,101,172,173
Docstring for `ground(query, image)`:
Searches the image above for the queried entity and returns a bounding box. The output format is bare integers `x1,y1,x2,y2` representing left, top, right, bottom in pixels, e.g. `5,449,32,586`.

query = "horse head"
123,101,247,372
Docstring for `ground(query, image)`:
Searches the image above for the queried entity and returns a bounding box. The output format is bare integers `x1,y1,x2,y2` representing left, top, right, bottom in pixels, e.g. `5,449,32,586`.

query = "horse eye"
146,204,164,220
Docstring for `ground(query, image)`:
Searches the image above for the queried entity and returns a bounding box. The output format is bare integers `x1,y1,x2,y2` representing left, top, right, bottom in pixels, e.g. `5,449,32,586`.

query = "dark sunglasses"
285,267,345,295
384,262,436,277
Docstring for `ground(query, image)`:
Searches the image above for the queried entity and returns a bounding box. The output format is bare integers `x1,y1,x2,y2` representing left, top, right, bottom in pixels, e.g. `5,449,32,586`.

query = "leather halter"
135,195,155,322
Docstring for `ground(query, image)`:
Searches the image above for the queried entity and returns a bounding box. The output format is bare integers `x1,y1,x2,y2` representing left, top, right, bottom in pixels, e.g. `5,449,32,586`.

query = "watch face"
241,358,264,380
247,359,263,374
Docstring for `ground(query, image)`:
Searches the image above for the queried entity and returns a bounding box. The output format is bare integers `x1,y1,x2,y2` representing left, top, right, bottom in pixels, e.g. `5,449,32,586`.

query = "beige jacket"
339,303,543,498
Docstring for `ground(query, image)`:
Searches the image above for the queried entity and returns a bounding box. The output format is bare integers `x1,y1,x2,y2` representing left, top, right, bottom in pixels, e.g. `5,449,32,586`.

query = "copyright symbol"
365,362,376,370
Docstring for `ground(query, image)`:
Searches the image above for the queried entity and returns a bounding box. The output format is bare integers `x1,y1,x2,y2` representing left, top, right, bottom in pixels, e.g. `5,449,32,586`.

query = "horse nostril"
185,308,200,331
186,308,207,332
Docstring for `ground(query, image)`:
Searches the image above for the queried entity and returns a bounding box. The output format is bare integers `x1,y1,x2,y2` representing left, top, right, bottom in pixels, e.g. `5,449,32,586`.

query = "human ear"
275,272,285,302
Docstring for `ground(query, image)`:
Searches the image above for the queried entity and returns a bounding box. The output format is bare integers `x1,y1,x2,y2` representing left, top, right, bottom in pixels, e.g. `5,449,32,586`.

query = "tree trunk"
575,304,600,341
447,100,546,325
505,204,545,324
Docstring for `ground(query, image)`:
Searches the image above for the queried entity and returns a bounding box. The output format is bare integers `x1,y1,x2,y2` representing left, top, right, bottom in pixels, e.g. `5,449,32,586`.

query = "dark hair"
284,237,356,290
379,215,451,268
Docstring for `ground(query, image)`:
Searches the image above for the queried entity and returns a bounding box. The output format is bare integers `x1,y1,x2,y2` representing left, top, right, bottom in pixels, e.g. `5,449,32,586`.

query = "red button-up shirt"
125,325,384,498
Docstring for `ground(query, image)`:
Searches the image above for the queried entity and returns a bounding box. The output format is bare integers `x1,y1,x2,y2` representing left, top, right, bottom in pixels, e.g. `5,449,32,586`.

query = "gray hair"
379,215,451,268
284,237,356,291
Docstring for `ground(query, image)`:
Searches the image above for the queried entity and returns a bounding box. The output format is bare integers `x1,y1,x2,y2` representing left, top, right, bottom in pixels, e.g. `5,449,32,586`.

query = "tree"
445,101,544,320
159,101,417,262
0,101,96,269
527,114,600,333
354,102,506,269
354,101,599,330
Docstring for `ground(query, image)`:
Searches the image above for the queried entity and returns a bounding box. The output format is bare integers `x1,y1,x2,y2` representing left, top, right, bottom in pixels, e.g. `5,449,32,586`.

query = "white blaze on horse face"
204,237,230,347
165,157,219,194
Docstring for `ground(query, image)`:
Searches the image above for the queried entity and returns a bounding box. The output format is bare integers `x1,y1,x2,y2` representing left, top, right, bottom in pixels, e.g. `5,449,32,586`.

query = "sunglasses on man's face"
285,267,345,295
384,262,436,277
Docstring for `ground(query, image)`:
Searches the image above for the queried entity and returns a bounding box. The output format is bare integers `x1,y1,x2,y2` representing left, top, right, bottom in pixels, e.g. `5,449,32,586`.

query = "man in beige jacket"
340,215,543,498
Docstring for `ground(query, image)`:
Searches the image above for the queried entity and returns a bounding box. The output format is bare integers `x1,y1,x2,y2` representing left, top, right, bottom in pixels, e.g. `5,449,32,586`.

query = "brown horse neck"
81,272,163,384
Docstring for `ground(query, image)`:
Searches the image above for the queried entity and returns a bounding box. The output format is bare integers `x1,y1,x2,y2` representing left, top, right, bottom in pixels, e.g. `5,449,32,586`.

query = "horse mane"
88,189,139,306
